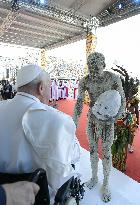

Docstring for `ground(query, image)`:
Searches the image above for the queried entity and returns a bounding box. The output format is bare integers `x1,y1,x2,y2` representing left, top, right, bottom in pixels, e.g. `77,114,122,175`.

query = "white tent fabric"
48,0,115,18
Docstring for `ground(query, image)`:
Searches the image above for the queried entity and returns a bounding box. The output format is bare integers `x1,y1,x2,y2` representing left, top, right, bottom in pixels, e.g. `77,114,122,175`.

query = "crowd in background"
0,80,17,100
50,79,79,102
0,78,79,101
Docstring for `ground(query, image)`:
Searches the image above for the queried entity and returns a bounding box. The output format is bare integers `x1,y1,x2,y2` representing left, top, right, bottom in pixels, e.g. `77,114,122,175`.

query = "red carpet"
57,99,140,183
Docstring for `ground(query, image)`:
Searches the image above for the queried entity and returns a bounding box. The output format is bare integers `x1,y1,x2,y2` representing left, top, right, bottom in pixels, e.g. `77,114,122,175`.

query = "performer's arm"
73,78,86,127
112,74,126,121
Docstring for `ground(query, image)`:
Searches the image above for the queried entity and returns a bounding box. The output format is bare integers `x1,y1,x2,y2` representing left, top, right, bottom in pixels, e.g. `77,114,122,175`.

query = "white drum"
92,90,121,121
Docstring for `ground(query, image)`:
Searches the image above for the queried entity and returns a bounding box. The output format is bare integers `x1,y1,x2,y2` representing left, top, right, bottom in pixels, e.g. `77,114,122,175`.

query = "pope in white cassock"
0,65,80,203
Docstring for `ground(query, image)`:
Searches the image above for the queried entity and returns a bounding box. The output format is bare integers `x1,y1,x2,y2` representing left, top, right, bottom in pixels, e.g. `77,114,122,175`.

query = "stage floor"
79,148,140,205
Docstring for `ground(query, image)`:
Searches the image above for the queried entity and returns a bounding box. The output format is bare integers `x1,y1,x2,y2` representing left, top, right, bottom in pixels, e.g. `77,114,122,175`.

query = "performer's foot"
129,148,134,153
85,177,98,189
128,145,134,153
101,186,111,203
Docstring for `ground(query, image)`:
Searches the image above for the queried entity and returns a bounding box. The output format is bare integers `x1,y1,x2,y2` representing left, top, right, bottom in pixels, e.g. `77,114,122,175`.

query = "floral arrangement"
112,114,132,171
111,65,140,171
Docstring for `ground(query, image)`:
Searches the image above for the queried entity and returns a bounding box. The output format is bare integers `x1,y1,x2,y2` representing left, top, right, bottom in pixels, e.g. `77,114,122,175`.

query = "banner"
40,48,47,69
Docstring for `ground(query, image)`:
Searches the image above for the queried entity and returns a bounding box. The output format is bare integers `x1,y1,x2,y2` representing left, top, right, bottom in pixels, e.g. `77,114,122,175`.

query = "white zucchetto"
16,64,42,88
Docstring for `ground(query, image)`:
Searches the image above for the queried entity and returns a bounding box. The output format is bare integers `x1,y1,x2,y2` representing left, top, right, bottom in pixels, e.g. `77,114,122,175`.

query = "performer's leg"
102,123,114,202
86,115,99,189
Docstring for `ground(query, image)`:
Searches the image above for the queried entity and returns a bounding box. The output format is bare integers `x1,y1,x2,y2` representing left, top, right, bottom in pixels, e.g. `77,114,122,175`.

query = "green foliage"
112,124,131,155
111,65,139,170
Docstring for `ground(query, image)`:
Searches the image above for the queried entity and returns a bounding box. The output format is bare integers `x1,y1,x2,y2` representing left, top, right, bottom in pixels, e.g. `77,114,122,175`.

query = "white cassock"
51,80,59,100
58,84,65,99
0,92,80,200
63,82,68,98
73,82,78,99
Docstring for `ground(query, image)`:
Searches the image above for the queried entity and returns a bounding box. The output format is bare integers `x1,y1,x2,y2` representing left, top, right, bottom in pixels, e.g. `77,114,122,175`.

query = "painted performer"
73,52,126,202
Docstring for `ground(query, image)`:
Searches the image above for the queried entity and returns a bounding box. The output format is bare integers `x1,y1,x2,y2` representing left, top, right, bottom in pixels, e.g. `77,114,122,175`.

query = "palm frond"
115,65,129,78
111,68,126,77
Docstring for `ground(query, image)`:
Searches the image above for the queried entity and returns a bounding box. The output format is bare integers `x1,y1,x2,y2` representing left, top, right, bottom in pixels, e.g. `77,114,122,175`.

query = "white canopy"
0,0,139,49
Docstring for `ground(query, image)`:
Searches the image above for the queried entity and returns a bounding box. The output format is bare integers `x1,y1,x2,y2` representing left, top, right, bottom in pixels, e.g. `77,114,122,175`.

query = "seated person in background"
0,65,80,203
0,181,39,205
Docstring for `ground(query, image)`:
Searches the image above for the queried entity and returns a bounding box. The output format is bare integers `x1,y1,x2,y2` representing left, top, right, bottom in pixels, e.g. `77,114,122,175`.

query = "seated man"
0,65,80,203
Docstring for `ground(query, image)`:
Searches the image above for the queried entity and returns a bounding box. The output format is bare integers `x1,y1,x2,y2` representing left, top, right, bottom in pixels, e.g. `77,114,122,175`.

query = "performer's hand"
73,116,78,128
104,115,116,123
74,121,78,128
3,181,39,205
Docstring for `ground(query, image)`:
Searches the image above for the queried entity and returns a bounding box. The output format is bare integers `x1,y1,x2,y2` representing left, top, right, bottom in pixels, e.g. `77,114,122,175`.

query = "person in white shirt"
63,81,69,99
0,64,80,203
51,79,59,100
73,80,79,100
58,80,65,99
